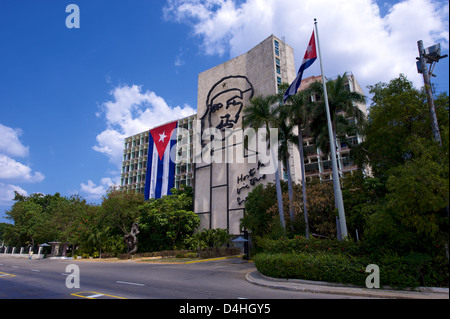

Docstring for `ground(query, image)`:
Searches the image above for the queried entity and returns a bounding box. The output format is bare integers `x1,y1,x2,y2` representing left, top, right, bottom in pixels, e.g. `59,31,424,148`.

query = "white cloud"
79,176,121,200
0,183,28,206
0,154,45,183
175,47,187,67
0,123,29,158
92,84,195,201
0,123,44,207
80,180,107,199
163,0,449,92
94,84,196,168
93,129,127,167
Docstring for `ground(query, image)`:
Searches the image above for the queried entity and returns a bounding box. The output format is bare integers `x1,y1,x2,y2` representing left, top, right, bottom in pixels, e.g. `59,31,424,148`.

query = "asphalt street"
0,257,366,300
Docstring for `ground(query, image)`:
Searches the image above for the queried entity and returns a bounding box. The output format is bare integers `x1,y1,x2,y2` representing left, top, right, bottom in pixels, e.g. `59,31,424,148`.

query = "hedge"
119,247,242,260
254,252,368,287
253,252,449,288
256,236,362,256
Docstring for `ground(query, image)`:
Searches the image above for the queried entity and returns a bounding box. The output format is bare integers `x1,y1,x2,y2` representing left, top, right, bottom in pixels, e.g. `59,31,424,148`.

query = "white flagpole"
314,18,348,239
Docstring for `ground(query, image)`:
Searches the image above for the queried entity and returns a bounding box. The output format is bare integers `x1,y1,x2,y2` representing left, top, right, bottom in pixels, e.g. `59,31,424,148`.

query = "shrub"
254,252,449,288
176,252,198,258
256,236,362,256
118,253,132,260
198,247,242,259
377,252,449,288
254,253,368,286
186,228,232,251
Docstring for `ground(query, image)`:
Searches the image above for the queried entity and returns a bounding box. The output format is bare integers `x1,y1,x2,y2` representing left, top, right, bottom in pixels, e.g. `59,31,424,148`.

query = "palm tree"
306,73,366,240
242,95,286,231
274,112,298,231
276,84,312,238
308,72,367,158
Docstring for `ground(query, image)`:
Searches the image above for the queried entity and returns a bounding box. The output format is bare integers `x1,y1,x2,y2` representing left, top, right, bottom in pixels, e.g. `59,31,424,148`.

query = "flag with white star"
144,121,178,200
283,30,317,103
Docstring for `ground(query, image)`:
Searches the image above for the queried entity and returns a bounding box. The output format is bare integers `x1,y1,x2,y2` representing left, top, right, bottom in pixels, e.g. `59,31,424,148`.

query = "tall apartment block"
120,114,197,194
121,130,150,194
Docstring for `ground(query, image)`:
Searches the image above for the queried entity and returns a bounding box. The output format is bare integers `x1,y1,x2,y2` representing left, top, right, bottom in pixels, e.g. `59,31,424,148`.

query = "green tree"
48,194,96,253
352,74,448,181
7,201,43,247
386,136,448,246
341,171,386,240
308,72,367,156
0,223,11,242
241,183,278,238
100,187,145,236
350,74,449,256
5,192,64,247
242,95,286,231
301,181,337,238
137,186,199,252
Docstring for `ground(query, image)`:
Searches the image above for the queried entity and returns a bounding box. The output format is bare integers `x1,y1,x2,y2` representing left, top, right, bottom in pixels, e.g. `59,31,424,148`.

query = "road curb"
245,271,449,299
184,255,245,264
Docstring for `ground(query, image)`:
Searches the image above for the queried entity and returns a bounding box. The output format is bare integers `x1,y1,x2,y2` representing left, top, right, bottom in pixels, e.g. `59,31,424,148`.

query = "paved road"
0,257,367,300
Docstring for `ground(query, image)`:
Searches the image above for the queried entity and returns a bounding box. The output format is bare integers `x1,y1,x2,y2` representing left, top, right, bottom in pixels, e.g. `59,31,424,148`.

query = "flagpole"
313,18,348,239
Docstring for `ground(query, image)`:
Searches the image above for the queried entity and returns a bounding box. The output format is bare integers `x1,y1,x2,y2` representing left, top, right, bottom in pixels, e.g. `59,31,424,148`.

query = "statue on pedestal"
124,223,140,255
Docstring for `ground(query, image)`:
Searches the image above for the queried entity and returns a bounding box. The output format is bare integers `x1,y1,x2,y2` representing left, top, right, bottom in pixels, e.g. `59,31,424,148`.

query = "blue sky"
1,0,448,222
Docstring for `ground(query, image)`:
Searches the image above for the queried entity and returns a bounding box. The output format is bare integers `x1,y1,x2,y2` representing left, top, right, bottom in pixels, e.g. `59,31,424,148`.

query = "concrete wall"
194,35,297,234
0,247,44,259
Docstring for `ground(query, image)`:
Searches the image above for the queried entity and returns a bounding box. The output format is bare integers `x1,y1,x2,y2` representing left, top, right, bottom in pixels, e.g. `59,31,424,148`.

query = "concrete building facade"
194,35,298,234
120,34,368,236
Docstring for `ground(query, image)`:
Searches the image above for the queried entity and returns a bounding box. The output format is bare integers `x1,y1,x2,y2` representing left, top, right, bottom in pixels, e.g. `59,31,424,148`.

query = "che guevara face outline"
201,75,254,142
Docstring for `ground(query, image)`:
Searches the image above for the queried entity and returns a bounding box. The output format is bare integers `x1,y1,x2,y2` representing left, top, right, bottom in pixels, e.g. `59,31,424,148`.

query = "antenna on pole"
416,40,447,146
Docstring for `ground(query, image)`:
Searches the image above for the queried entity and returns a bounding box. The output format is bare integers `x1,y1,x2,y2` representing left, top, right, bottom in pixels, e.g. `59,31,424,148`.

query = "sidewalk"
245,271,449,299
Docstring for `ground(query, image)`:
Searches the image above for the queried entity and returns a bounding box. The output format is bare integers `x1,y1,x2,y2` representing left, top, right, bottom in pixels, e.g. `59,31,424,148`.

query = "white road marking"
116,281,145,286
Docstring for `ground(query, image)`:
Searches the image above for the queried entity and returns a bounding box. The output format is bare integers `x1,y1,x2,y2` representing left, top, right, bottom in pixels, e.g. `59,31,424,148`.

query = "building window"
277,76,282,85
274,40,280,56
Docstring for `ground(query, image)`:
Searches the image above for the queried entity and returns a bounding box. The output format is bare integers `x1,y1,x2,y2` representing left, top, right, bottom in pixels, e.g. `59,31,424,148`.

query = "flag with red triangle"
144,121,178,200
283,30,317,103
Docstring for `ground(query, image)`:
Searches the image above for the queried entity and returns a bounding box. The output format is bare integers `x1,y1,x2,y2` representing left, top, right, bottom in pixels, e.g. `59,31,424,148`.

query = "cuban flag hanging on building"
144,121,178,201
283,30,317,103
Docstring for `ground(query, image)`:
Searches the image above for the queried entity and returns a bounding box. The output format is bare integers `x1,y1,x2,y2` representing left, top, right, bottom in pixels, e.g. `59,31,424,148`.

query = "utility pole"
417,40,447,146
417,41,449,262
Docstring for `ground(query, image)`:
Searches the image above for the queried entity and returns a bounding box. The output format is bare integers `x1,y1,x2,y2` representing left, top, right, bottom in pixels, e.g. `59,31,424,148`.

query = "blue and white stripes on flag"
283,31,317,103
144,121,178,201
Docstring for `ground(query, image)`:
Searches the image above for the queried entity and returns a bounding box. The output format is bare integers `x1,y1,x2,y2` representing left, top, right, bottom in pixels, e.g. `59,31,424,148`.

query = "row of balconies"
124,132,149,150
122,159,147,174
123,147,148,161
121,174,146,186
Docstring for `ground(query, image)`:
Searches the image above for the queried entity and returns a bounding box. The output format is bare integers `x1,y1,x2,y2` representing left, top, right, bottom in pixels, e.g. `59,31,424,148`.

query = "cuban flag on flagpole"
283,30,317,103
144,121,178,201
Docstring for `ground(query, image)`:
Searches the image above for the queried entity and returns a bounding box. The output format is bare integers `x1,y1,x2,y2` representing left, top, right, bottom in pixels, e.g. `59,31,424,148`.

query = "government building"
120,35,367,235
